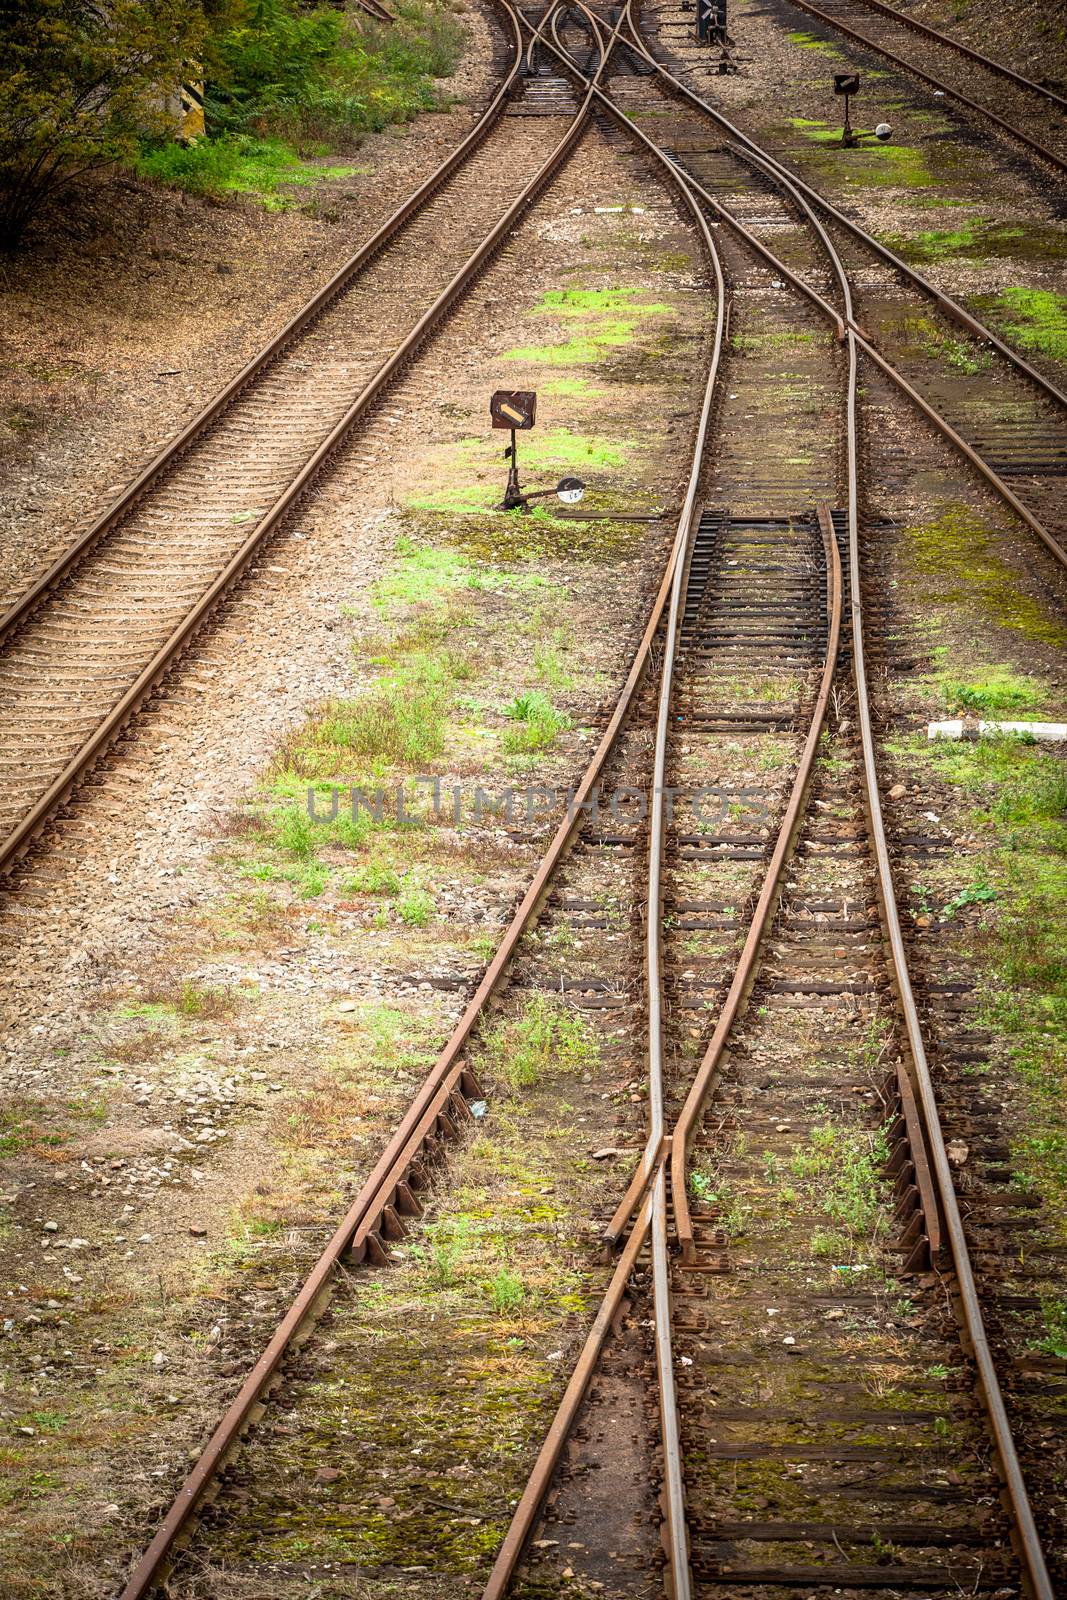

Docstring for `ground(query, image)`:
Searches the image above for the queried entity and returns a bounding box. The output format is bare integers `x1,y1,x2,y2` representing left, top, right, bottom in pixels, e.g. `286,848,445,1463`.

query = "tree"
0,0,206,249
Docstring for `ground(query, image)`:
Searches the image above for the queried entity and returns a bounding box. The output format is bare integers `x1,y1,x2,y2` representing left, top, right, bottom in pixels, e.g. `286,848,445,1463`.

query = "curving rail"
617,12,1067,569
477,9,1058,1598
109,7,726,1595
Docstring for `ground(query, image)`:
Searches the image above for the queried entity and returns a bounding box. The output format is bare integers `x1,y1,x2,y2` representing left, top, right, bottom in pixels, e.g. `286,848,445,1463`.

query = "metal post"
502,427,525,508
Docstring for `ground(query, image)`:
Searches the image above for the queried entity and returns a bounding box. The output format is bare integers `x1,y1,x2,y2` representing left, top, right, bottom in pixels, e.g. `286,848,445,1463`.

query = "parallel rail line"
0,0,573,882
781,0,1067,175
479,8,1060,1598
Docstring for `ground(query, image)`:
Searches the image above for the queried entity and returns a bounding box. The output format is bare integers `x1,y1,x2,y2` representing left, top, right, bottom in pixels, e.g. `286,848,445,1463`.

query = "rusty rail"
784,0,1067,175
848,0,1067,113
667,505,845,1252
622,10,1067,415
478,12,728,1594
111,13,654,1596
479,16,1057,1597
0,2,525,657
777,145,1057,1600
639,52,1055,1579
614,25,1067,572
109,5,741,1591
0,2,612,885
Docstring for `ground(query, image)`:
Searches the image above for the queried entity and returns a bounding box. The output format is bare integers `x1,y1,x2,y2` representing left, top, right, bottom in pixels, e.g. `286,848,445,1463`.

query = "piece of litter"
470,1100,488,1119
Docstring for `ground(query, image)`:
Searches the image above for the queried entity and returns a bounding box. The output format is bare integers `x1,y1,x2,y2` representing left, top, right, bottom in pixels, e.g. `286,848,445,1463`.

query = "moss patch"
915,729,1067,1241
788,118,936,189
903,504,1067,648
984,286,1067,365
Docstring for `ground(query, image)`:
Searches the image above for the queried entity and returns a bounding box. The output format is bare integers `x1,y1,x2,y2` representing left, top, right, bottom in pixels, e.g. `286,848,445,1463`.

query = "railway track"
626,9,1067,554
0,0,602,884
2,1,1063,1594
769,0,1067,176
478,6,1064,1598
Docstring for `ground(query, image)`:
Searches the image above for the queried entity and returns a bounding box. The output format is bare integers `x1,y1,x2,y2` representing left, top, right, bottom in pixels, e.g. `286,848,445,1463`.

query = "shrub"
205,0,464,146
0,0,203,248
488,1267,524,1315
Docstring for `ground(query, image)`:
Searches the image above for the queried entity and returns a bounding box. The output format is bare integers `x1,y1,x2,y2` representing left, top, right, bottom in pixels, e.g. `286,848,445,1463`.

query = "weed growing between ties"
479,991,599,1091
693,1121,890,1263
185,970,617,1583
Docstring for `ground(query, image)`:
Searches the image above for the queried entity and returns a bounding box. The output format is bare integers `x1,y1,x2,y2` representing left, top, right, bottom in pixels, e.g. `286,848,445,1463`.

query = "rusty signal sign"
834,71,860,96
490,390,537,430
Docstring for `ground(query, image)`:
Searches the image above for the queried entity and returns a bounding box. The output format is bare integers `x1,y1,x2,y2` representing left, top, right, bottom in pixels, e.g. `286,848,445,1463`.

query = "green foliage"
397,884,433,927
482,992,598,1091
937,666,1044,716
941,875,996,920
790,1124,889,1248
487,1267,525,1315
286,660,450,774
502,691,571,755
135,131,361,206
345,856,402,898
993,287,1067,365
0,0,203,247
205,0,463,147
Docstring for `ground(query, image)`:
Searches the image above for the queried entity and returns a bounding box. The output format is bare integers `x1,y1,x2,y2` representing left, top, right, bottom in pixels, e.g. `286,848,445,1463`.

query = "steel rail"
667,505,846,1254
783,0,1067,175
493,26,1054,1599
113,18,643,1596
621,10,1067,414
480,1191,656,1600
112,9,729,1594
843,0,1067,112
0,1,531,654
0,2,611,886
477,16,728,1591
771,144,1056,1600
521,0,968,1280
709,110,1054,1593
592,28,1067,572
729,148,1067,572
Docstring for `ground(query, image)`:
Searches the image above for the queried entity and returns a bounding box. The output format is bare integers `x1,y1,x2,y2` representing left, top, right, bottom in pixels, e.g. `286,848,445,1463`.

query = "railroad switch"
694,0,737,72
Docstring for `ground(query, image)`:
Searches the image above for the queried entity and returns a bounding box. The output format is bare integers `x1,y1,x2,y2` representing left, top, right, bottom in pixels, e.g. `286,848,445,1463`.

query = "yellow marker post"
179,76,206,143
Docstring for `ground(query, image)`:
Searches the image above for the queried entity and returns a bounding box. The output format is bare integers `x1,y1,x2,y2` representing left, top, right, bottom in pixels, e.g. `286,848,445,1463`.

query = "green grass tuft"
481,992,598,1091
501,691,571,755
